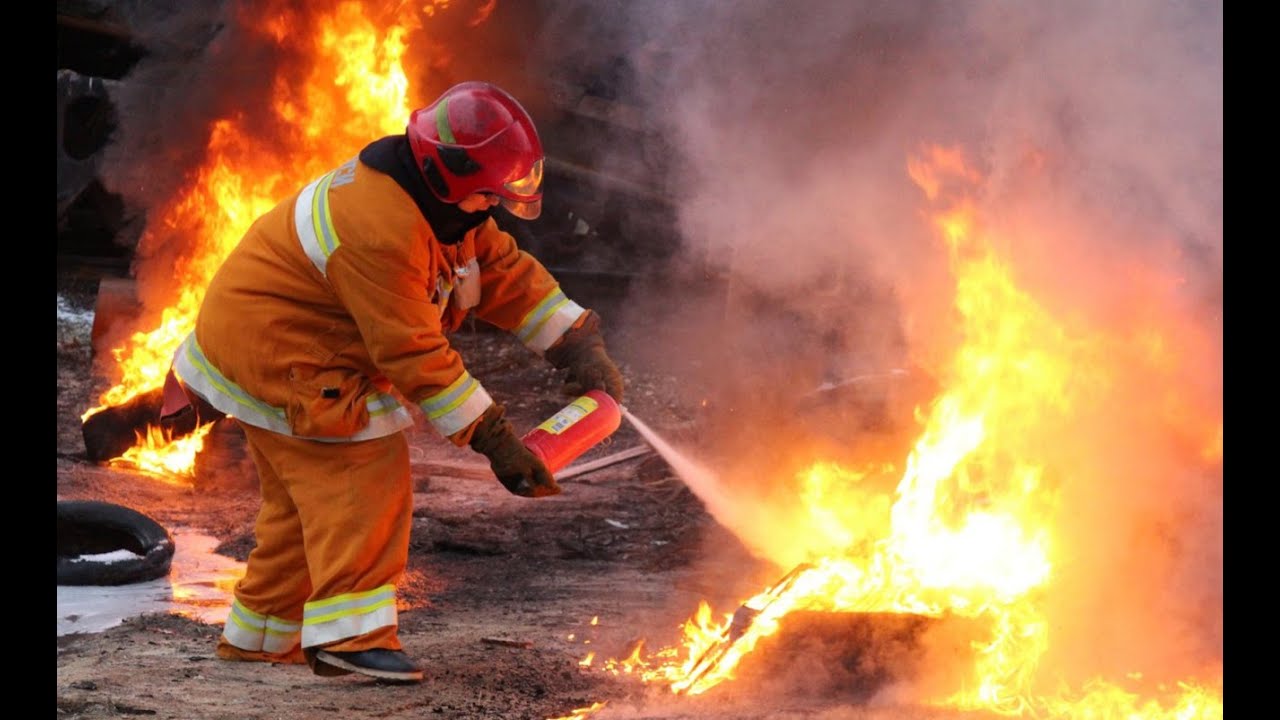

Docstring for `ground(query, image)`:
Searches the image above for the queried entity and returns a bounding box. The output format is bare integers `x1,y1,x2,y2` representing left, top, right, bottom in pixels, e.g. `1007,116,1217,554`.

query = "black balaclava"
359,134,497,245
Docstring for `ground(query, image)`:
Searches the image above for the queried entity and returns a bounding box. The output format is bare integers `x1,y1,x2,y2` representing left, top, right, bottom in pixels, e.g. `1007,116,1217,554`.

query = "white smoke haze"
545,0,1221,706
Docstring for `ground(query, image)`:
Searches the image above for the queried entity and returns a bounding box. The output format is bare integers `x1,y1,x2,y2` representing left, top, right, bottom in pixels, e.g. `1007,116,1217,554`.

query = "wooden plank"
414,445,654,485
480,637,533,649
557,445,653,480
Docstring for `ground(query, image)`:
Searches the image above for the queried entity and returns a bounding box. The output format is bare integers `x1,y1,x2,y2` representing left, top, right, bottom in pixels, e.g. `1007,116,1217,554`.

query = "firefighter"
167,81,625,683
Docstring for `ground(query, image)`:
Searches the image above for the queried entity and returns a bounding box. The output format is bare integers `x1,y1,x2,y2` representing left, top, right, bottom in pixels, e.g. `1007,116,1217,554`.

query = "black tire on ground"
57,500,176,586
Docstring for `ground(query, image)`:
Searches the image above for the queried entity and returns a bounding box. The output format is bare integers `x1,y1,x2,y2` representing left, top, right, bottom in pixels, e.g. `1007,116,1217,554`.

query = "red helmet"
407,81,544,220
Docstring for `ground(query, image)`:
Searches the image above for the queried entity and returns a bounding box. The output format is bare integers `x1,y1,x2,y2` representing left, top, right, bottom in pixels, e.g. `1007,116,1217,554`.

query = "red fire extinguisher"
521,389,623,474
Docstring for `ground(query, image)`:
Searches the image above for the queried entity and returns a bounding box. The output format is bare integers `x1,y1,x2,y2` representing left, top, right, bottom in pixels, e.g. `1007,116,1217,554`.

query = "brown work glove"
544,310,625,404
468,403,561,498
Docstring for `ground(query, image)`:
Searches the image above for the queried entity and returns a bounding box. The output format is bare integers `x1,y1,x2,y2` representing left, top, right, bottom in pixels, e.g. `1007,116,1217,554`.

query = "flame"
82,1,461,476
585,144,1221,718
108,422,215,484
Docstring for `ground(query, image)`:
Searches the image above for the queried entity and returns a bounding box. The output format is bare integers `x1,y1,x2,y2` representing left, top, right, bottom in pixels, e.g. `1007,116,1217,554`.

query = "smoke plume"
534,0,1222,699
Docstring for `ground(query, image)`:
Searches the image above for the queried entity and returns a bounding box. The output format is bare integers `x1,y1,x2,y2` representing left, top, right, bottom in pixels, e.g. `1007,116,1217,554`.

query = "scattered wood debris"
481,637,533,649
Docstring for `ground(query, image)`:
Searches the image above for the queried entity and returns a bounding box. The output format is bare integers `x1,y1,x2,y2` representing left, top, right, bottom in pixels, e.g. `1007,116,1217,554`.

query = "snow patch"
69,549,143,564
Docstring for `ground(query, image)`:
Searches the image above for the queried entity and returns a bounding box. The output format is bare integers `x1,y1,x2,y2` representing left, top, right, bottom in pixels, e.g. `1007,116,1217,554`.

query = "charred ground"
56,269,974,720
59,269,720,719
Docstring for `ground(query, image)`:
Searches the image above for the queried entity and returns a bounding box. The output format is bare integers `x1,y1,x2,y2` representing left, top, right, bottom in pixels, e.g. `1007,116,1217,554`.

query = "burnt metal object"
57,69,119,221
81,386,217,463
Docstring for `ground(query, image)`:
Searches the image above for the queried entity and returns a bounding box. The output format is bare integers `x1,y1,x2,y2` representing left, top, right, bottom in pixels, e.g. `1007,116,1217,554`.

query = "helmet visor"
503,158,543,198
501,197,542,220
499,157,543,220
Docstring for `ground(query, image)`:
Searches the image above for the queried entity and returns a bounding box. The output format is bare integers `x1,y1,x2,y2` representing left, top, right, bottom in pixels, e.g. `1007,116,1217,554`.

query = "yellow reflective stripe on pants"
233,424,412,652
221,598,303,654
302,585,398,647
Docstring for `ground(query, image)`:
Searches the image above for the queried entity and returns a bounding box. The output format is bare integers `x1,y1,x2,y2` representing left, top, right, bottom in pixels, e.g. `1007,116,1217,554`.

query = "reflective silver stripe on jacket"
301,584,398,648
171,333,413,441
514,288,586,353
418,370,493,437
295,164,346,277
221,598,303,654
291,158,491,438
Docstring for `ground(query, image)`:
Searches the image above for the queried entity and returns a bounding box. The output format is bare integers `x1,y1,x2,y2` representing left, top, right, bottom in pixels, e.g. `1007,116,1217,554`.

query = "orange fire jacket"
172,152,586,447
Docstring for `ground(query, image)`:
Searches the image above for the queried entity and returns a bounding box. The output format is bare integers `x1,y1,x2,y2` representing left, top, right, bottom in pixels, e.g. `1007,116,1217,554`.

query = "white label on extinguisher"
538,396,599,435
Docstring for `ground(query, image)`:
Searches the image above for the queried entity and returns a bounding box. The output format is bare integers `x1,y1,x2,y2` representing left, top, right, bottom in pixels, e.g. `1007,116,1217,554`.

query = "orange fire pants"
217,421,412,664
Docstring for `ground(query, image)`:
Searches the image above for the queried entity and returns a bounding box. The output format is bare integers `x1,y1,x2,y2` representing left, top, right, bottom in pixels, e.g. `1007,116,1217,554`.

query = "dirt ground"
56,270,985,720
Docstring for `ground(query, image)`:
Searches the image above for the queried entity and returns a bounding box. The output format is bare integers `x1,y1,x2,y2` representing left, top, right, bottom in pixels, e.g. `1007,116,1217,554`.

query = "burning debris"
61,0,1220,717
552,141,1222,718
676,563,815,695
81,385,192,464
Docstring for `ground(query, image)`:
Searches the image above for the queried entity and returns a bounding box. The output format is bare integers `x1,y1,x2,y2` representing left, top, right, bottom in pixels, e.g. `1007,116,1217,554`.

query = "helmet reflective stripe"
435,97,457,144
514,288,587,354
302,584,398,647
418,370,493,436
